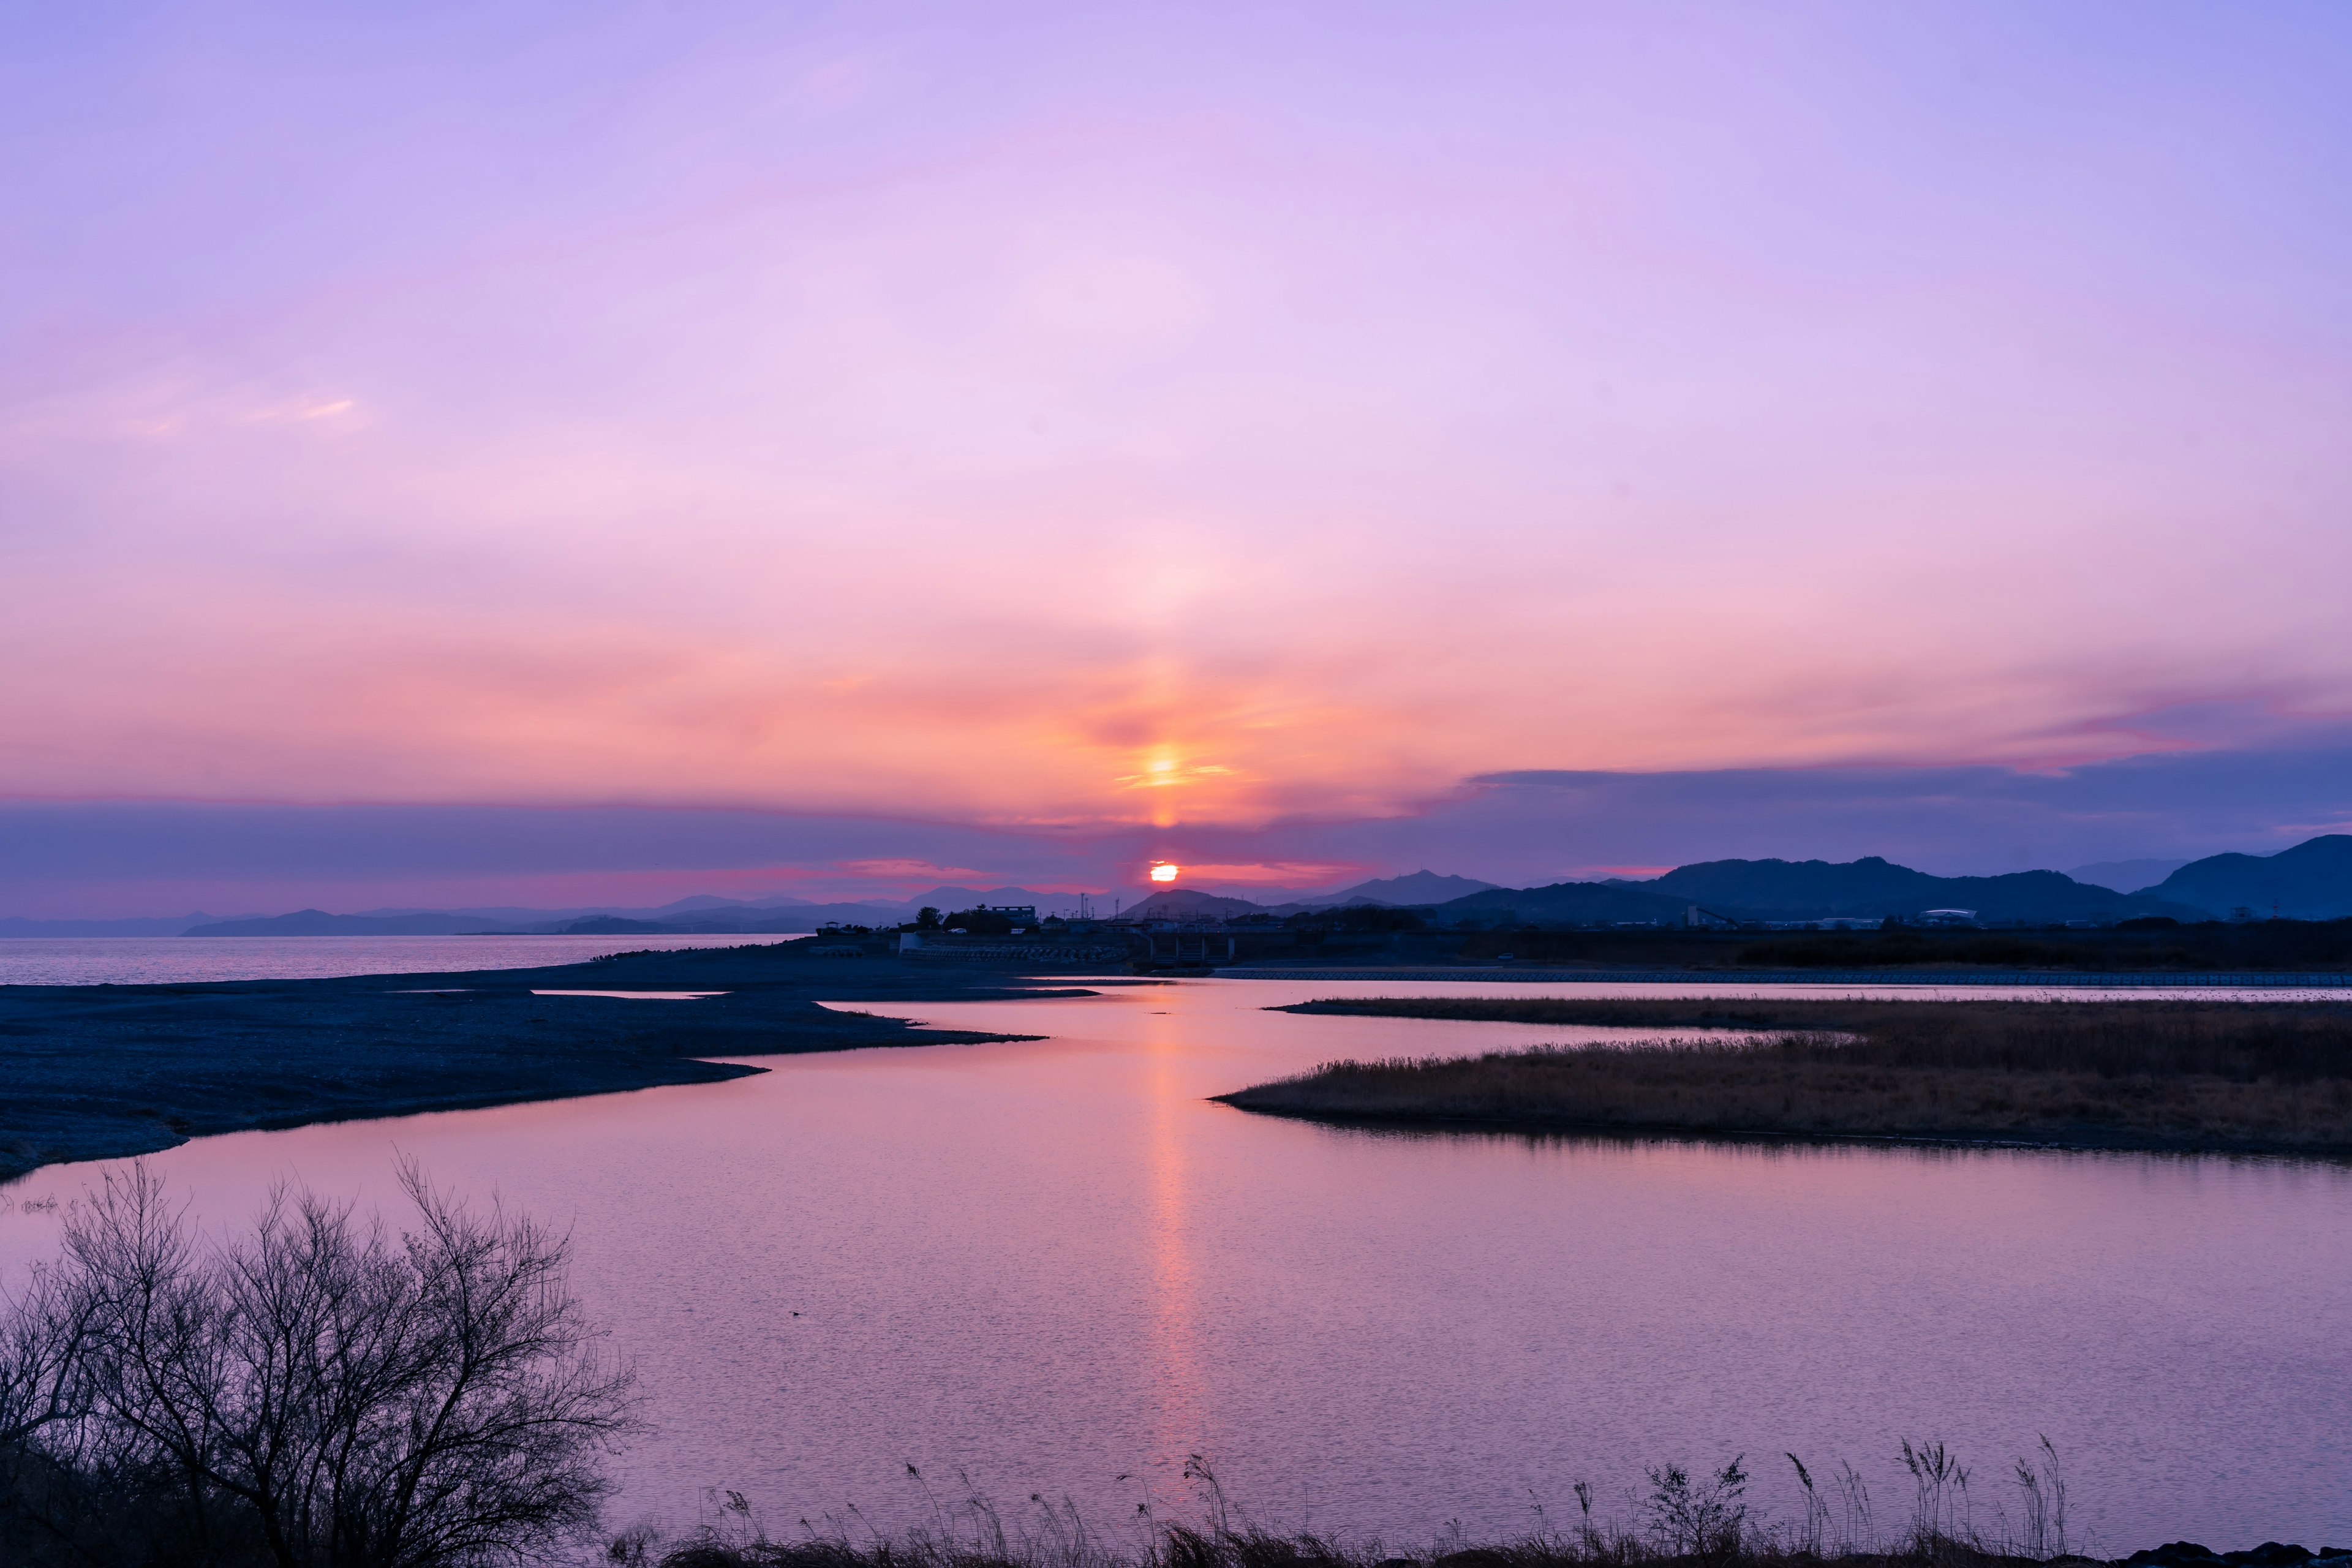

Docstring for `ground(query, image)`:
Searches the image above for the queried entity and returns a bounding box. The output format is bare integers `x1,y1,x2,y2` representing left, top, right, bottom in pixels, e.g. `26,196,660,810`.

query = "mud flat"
0,940,1087,1182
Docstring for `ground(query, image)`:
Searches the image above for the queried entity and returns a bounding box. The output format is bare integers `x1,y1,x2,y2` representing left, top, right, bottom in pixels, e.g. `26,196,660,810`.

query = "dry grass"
1220,1000,2352,1153
641,1532,2070,1568
627,1446,2109,1568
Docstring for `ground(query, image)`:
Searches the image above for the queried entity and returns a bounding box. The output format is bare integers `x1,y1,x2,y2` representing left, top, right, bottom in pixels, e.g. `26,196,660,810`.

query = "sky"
4,2,2350,916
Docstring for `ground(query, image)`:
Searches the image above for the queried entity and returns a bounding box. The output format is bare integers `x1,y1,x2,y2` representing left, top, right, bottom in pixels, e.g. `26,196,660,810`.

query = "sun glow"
1149,863,1180,883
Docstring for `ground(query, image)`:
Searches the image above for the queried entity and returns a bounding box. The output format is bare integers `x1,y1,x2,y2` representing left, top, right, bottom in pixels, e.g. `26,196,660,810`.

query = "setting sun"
1149,863,1180,883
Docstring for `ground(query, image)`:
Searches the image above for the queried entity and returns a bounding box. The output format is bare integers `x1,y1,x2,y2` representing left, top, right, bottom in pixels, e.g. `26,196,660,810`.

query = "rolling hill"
1310,870,1500,906
1637,858,2206,924
1123,889,1283,921
1432,881,1698,924
2146,834,2352,920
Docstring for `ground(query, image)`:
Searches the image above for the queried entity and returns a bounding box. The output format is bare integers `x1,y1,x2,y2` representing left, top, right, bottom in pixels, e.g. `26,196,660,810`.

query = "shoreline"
1210,1099,2352,1160
1218,996,2352,1156
18,952,2352,1185
0,939,1085,1184
1215,965,2352,987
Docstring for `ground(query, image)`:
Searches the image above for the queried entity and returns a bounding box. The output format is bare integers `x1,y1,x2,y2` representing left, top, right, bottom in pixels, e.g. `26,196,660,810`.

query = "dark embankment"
0,940,1096,1182
1221,998,2352,1153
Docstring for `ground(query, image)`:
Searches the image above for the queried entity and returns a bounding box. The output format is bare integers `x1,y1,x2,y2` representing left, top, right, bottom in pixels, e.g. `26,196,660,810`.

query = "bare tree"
5,1158,638,1568
1,1251,107,1561
333,1159,641,1567
1,1257,92,1449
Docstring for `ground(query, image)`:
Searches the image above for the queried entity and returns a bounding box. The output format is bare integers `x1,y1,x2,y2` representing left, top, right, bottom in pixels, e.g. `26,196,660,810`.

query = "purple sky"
4,4,2349,913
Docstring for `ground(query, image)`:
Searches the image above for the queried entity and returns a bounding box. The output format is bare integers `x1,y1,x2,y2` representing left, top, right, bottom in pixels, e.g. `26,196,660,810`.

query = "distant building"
1916,908,1980,928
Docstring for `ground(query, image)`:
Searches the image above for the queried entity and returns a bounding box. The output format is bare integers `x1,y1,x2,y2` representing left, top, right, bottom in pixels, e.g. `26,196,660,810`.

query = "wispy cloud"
244,395,356,423
838,859,986,881
3,4,2348,858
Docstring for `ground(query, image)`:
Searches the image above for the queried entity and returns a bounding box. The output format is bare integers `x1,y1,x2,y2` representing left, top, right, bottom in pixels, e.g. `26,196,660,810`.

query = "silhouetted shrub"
0,1159,637,1567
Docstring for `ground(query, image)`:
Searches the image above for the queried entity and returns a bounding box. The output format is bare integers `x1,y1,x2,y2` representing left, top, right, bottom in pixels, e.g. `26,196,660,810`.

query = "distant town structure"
1916,908,1981,928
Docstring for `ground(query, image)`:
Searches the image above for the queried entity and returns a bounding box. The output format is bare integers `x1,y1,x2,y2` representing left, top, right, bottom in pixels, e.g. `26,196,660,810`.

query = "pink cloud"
4,4,2349,839
838,859,987,881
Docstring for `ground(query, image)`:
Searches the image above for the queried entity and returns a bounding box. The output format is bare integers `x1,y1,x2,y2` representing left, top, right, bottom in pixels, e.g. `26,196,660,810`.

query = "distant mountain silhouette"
0,914,240,938
1311,870,1500,907
129,839,2352,940
1426,857,2213,925
1638,858,2202,923
183,910,511,937
1435,882,1697,924
2145,835,2352,919
650,892,813,913
617,902,905,932
2064,858,2189,894
1124,889,1275,921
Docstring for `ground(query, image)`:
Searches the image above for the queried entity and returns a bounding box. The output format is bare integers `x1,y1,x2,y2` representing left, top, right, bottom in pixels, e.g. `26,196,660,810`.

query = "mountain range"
2138,834,2352,920
2064,858,2190,894
15,839,2345,939
1132,838,2352,926
1317,870,1499,905
165,872,1503,938
0,913,256,938
1635,859,2207,924
1446,838,2352,925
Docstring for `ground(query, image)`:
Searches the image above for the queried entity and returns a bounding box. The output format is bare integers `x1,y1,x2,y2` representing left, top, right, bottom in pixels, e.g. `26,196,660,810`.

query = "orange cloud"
839,859,986,880
1153,861,1363,886
8,59,2350,830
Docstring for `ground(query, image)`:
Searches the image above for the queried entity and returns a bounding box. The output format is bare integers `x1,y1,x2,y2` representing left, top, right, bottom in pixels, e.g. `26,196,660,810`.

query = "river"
2,973,2346,1551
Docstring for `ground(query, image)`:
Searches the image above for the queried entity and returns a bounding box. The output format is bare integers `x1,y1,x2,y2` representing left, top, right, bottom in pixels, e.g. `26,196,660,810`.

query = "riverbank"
1218,998,2352,1154
0,940,1094,1183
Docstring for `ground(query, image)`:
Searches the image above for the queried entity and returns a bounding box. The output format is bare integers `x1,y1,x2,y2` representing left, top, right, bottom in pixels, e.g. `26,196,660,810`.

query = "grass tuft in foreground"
619,1446,2350,1568
1218,999,2352,1153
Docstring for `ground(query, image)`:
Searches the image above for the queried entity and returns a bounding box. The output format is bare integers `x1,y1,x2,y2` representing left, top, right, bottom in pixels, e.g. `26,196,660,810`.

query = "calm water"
0,933,767,986
4,977,2348,1551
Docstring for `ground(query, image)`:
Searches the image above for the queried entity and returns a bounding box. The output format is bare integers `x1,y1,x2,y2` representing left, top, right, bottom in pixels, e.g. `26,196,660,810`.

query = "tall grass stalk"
641,1440,2112,1568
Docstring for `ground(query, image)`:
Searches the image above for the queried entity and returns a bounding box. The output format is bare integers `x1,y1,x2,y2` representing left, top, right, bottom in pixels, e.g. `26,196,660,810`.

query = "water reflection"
1,978,2347,1550
1144,1007,1205,1462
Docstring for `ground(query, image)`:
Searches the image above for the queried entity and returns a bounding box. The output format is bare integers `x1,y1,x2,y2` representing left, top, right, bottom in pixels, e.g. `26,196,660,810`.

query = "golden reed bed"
1218,998,2352,1153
